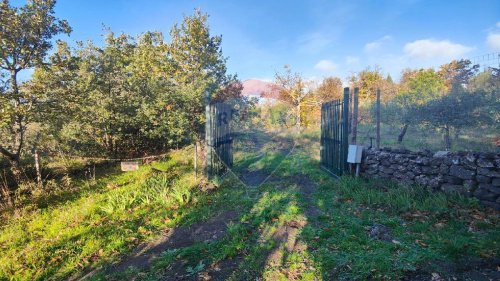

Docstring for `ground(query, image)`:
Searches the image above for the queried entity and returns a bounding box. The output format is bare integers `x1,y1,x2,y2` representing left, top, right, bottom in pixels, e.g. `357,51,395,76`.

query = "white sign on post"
121,161,139,171
347,145,363,164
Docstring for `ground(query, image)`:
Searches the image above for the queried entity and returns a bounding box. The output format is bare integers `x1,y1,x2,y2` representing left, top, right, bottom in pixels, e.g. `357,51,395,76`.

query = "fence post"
376,89,381,149
351,87,359,144
205,91,212,179
342,87,350,175
348,88,353,134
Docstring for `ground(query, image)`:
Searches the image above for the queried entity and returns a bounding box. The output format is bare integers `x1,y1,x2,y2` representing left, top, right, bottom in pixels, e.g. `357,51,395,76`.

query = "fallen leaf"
434,222,445,228
415,239,428,247
431,272,442,281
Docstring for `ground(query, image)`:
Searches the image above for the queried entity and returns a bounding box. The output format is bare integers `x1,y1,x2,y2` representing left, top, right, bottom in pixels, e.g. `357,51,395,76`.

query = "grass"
0,130,499,280
0,147,209,280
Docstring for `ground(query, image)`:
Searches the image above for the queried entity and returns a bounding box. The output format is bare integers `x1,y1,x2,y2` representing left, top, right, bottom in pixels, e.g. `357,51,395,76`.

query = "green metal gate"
205,102,233,179
320,88,350,177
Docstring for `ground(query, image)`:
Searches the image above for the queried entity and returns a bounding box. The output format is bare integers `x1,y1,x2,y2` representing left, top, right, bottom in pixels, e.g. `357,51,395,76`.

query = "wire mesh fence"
352,88,499,153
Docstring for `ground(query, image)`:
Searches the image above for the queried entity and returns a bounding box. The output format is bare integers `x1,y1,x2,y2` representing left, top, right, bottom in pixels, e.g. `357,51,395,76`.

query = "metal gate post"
342,87,350,175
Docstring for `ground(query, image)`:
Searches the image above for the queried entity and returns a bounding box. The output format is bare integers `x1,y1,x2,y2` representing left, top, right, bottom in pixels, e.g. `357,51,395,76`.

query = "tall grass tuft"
335,176,477,213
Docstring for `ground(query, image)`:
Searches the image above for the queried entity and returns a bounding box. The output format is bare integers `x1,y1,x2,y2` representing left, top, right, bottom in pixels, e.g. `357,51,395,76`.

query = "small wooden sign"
121,161,139,171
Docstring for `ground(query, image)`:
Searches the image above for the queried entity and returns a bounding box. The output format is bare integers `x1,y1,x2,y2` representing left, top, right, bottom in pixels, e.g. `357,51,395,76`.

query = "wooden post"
348,88,353,134
194,142,198,180
351,87,359,144
376,89,381,149
205,91,212,179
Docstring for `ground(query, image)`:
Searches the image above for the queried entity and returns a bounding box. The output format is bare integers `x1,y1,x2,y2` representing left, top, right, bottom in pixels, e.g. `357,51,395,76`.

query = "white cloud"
497,22,500,28
364,35,392,53
403,39,473,60
487,33,500,51
314,60,337,72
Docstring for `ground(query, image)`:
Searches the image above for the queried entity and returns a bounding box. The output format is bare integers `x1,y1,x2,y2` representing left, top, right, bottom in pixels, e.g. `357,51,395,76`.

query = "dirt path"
77,211,238,281
263,174,321,279
157,134,299,280
240,134,294,187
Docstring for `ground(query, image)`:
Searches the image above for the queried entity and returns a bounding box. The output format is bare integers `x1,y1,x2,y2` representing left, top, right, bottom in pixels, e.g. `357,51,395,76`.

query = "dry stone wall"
360,148,500,211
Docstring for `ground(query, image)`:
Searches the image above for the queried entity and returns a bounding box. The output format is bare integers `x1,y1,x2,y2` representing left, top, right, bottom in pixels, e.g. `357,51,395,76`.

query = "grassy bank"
0,147,209,280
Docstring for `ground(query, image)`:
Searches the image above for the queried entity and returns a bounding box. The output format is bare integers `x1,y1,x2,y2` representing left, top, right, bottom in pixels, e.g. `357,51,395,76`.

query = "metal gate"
320,88,350,177
205,102,233,179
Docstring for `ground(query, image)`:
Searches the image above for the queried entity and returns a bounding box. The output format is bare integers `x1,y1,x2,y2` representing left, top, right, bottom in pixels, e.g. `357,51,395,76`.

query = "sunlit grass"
0,148,203,280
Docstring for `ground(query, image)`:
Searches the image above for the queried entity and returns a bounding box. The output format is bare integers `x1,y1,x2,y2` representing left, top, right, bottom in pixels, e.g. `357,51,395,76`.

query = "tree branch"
0,144,15,160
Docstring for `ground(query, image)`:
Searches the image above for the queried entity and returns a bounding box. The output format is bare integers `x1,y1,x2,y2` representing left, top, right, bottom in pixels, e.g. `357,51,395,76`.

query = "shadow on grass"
72,131,297,281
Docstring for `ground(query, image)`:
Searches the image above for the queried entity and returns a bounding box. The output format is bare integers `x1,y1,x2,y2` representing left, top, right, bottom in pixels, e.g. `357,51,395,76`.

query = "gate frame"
205,101,233,180
320,87,350,177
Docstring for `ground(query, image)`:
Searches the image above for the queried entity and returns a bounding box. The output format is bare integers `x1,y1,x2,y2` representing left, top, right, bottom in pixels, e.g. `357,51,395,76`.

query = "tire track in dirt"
77,211,238,280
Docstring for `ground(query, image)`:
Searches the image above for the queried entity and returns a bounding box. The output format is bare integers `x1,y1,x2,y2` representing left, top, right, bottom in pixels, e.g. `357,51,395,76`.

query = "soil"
294,175,321,225
77,211,238,280
402,257,500,281
238,133,294,188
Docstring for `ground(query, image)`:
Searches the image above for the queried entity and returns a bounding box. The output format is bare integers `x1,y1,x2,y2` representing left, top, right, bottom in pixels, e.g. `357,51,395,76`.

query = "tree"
349,67,384,102
315,76,343,103
272,65,309,129
468,69,500,133
0,0,71,182
412,83,491,150
170,9,227,87
393,68,446,143
169,9,241,143
438,59,479,89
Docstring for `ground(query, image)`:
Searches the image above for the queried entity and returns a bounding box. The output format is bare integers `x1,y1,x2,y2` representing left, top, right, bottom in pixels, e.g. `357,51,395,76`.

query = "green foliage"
263,103,294,128
412,84,493,130
0,0,71,179
1,6,245,200
350,67,385,102
398,68,446,107
186,261,205,276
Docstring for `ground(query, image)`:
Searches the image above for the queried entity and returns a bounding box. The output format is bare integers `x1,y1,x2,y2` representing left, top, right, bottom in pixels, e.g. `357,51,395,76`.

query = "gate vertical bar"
376,89,381,149
320,103,325,166
205,102,212,179
342,87,350,175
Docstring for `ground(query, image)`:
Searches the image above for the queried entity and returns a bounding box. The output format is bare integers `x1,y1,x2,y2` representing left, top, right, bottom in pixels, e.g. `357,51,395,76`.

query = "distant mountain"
241,79,279,100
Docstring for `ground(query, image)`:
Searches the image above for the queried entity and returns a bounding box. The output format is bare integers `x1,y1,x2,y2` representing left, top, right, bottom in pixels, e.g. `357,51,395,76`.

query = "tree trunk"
0,171,14,208
8,157,23,184
33,148,42,188
397,124,408,143
454,128,460,140
3,69,25,185
296,103,301,130
444,126,451,151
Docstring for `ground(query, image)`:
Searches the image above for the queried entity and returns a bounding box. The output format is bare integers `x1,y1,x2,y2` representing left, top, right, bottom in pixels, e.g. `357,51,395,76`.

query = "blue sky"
12,0,500,82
